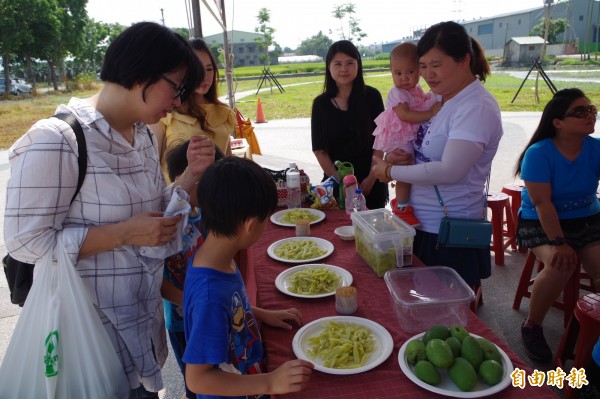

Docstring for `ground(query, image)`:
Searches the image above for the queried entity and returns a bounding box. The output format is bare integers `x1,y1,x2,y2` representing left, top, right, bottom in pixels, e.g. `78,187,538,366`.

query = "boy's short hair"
165,140,225,182
197,157,277,238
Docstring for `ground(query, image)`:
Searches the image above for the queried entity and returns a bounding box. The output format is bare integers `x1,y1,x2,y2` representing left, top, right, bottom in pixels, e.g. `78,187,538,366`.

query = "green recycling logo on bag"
44,330,59,377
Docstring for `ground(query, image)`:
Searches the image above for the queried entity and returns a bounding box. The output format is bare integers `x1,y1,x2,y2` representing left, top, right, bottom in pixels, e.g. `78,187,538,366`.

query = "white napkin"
139,186,191,259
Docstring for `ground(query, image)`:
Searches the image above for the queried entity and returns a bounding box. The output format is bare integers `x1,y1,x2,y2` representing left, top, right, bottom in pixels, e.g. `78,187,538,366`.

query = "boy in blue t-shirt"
161,140,223,399
183,157,313,399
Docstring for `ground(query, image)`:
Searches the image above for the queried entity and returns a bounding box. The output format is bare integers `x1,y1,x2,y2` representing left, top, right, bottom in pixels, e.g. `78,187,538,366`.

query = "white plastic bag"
0,235,130,398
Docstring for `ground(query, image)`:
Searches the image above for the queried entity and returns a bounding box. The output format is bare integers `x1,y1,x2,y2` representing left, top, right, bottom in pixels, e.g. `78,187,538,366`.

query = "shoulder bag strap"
53,113,87,204
434,175,490,220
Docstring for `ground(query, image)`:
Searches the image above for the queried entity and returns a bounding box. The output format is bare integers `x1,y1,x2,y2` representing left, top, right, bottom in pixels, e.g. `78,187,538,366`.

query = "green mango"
449,324,470,342
405,339,427,365
422,325,451,345
477,338,503,363
479,359,504,385
461,335,484,370
414,360,441,386
425,338,454,369
449,357,478,391
445,336,462,357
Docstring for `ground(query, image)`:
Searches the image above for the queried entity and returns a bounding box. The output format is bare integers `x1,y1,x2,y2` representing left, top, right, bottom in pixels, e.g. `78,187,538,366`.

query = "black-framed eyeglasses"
563,104,597,119
161,75,186,99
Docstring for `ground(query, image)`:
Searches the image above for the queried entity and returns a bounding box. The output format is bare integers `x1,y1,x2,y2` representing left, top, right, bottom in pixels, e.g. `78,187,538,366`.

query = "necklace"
332,97,342,110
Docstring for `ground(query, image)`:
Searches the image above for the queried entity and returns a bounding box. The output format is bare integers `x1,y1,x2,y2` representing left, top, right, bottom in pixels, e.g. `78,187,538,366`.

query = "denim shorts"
517,212,600,250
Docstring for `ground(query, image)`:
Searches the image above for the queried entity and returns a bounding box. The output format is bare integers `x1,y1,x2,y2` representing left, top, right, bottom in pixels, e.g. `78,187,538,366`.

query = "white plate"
270,208,326,227
267,237,334,264
398,332,513,398
275,264,353,298
293,316,393,375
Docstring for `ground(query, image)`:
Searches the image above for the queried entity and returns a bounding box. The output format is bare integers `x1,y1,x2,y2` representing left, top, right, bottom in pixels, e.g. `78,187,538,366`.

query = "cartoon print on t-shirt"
229,292,261,372
414,120,433,163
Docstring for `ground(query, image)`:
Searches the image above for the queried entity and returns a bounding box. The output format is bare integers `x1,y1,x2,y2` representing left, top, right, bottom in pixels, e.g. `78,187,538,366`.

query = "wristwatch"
548,237,566,246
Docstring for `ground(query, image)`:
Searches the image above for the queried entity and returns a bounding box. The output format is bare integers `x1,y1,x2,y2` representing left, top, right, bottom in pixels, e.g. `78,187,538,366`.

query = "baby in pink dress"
373,42,441,226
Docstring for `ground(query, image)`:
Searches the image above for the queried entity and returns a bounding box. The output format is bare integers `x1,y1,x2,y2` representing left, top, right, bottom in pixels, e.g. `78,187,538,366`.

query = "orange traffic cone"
255,98,267,123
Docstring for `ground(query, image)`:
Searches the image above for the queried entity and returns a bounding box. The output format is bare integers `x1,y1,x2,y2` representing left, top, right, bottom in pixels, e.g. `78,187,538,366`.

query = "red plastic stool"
554,293,600,399
487,192,516,266
501,180,528,253
501,180,524,231
512,252,592,327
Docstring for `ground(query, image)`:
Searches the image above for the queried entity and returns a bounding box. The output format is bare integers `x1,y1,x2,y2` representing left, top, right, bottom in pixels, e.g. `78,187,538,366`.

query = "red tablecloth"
244,209,558,399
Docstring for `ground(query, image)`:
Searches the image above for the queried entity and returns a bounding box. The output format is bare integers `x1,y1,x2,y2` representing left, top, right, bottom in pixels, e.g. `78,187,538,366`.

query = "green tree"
531,18,568,44
71,20,126,76
255,8,276,66
173,27,189,39
296,31,333,58
0,0,36,94
331,3,366,43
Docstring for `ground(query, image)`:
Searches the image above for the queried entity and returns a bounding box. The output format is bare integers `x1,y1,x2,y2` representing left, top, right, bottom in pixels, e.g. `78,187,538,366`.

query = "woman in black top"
311,40,388,209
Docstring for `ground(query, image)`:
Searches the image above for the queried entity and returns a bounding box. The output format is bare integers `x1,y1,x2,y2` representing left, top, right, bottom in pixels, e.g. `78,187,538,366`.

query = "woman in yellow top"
152,38,236,182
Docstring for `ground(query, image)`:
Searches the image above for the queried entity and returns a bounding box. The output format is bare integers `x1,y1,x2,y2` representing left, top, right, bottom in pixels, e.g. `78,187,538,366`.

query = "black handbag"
3,113,87,306
434,178,492,250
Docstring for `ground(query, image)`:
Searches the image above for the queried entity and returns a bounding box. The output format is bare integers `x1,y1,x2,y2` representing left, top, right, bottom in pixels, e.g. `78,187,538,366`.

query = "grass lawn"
1,68,599,150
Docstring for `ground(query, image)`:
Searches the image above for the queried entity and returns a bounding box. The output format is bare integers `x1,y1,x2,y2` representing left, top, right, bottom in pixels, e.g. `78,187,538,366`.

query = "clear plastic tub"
350,209,415,277
384,266,475,333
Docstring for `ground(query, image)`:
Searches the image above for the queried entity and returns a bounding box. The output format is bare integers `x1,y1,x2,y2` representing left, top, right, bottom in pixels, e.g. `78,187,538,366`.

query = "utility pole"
220,0,235,109
160,8,165,26
192,0,203,38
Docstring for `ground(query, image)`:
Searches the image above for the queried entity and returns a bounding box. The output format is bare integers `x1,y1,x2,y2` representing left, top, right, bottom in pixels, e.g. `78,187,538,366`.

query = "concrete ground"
1,112,597,398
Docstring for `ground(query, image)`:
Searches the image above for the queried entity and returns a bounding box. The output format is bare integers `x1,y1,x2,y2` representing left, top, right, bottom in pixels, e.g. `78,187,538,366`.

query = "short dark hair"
100,22,203,102
165,140,225,182
417,21,490,82
197,157,277,238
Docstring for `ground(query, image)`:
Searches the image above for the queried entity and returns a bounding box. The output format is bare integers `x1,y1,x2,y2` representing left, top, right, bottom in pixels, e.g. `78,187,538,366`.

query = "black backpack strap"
52,113,87,204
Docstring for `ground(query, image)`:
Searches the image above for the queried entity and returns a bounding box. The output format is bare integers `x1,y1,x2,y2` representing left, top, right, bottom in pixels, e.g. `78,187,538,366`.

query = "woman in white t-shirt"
372,21,503,288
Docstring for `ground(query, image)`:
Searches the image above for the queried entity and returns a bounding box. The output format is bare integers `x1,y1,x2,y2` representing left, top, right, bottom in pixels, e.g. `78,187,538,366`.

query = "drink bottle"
343,175,358,214
351,189,367,212
286,162,301,209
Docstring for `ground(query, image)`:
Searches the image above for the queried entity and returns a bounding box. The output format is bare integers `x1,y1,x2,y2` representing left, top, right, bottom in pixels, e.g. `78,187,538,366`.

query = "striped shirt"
4,97,181,391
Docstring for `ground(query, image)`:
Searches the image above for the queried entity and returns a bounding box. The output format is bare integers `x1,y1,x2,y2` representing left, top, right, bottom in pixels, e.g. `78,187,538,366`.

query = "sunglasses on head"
161,75,186,99
563,104,597,119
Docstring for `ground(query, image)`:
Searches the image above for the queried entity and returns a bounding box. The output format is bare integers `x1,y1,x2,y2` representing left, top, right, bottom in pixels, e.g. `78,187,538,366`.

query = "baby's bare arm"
393,101,442,124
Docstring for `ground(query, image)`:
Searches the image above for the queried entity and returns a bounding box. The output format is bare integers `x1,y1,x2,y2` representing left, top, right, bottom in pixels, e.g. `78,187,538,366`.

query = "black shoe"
521,321,553,362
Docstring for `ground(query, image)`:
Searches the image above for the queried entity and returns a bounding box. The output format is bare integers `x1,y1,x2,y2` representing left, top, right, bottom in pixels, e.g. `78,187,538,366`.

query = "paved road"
0,113,597,398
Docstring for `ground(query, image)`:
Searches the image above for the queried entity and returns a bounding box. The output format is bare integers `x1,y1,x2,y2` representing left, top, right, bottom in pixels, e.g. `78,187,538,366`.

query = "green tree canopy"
255,8,277,66
331,3,366,43
297,31,333,58
531,18,568,44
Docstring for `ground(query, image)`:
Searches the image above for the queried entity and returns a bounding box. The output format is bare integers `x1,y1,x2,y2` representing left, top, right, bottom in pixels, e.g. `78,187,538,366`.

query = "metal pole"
221,0,235,109
192,0,203,38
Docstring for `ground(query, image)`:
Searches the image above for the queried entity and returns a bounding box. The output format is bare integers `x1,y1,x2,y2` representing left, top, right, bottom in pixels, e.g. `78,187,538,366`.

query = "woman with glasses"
514,88,600,363
151,38,236,183
4,22,216,398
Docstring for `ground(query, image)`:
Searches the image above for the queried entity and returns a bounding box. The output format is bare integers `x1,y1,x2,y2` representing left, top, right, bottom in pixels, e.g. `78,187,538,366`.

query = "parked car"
0,77,32,95
12,78,32,94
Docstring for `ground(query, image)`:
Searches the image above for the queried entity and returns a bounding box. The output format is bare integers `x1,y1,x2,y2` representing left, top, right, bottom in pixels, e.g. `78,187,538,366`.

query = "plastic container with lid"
383,266,475,333
350,208,415,277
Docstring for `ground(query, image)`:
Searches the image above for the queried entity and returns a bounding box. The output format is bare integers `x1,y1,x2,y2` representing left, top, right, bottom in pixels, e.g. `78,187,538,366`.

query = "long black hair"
322,40,372,143
514,88,588,176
